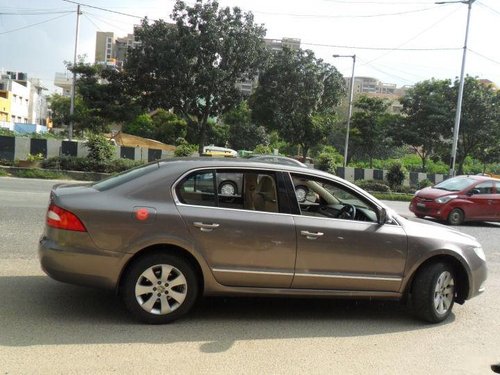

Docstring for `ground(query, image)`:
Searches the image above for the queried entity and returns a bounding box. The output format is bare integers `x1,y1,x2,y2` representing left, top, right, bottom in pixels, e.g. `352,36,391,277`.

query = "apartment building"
0,71,48,128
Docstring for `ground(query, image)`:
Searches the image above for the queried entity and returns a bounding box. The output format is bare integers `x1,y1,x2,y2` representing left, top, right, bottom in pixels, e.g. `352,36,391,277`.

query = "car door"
466,181,497,220
287,173,407,292
174,168,296,288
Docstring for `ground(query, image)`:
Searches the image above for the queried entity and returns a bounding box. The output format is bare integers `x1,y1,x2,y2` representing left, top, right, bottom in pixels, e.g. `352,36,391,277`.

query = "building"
95,31,141,69
237,37,302,96
0,70,49,131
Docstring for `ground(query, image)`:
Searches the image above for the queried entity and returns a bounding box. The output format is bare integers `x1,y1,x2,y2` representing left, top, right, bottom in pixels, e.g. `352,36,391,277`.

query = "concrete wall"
0,135,173,163
0,135,448,186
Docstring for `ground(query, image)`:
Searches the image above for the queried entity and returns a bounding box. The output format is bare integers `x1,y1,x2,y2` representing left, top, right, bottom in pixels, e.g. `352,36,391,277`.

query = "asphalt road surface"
0,177,499,374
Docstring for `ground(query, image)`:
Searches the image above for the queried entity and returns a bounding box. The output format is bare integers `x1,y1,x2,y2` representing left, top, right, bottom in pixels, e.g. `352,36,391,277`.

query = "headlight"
435,195,458,204
473,246,486,261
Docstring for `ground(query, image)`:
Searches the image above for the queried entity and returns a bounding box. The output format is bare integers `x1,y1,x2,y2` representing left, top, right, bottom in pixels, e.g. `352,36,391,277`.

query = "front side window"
176,169,280,213
291,173,378,222
473,181,494,195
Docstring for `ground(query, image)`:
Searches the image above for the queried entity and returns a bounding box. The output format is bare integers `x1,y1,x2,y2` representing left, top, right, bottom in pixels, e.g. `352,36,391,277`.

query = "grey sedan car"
39,158,487,324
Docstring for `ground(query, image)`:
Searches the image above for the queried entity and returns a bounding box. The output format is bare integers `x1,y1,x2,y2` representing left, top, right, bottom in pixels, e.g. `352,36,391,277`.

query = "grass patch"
0,169,8,177
12,169,70,180
372,192,414,202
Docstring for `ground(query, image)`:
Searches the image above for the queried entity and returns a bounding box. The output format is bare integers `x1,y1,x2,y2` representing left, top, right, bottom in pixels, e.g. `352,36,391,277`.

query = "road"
0,177,499,374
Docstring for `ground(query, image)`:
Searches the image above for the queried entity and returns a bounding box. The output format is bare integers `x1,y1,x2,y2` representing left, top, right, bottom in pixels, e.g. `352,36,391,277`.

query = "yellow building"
0,89,11,122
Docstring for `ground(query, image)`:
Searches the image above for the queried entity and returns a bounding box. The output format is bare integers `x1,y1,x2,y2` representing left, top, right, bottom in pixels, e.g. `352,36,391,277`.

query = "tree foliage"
222,101,269,150
122,0,268,153
349,96,399,168
452,76,500,174
67,61,141,132
250,48,345,158
398,79,454,171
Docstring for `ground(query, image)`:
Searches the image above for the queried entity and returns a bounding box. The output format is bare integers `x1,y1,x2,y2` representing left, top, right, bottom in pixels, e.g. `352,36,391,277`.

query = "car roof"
156,157,327,177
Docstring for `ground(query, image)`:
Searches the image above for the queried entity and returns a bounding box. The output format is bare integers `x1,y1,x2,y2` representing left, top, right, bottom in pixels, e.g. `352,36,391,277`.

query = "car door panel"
177,205,296,288
292,216,407,291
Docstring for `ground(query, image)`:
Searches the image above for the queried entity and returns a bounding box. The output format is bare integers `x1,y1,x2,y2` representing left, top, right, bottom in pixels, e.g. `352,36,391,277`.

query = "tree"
222,101,269,150
398,79,453,171
349,96,398,168
47,93,87,132
250,48,345,159
67,61,141,132
151,110,187,144
122,0,268,153
452,76,500,174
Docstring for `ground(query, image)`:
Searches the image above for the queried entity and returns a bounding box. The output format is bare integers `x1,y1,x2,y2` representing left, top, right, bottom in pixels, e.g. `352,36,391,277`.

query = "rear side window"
176,170,216,207
176,169,280,213
92,163,159,191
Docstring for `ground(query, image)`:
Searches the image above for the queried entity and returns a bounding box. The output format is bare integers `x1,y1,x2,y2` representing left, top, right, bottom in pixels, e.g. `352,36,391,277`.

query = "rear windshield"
92,162,159,191
434,177,476,192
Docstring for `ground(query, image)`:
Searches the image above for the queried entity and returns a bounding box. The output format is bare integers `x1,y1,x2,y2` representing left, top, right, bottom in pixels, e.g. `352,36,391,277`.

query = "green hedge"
41,156,145,173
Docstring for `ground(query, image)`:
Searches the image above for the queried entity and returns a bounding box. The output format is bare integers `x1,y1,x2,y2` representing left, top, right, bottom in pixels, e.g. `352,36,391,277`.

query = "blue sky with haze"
1,0,499,93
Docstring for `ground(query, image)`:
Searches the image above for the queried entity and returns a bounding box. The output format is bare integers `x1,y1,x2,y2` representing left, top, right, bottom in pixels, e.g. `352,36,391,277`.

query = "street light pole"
333,54,356,168
436,0,475,176
69,4,81,141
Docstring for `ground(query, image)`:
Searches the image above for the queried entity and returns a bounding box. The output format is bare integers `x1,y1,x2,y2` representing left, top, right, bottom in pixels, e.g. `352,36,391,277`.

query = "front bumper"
38,236,127,290
409,200,449,220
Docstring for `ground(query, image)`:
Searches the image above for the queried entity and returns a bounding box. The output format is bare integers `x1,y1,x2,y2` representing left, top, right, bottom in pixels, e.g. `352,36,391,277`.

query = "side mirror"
467,189,480,196
377,206,387,225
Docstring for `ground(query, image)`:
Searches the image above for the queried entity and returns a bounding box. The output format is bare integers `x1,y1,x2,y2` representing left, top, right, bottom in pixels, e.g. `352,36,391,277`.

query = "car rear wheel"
411,262,455,323
122,253,199,324
447,208,464,225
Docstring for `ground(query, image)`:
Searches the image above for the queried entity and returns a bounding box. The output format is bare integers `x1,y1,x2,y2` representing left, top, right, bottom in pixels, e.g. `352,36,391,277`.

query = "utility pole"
436,0,475,176
333,54,356,167
69,4,81,141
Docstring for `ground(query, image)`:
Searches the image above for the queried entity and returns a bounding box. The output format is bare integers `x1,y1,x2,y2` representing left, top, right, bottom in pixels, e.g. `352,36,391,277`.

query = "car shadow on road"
0,276,454,352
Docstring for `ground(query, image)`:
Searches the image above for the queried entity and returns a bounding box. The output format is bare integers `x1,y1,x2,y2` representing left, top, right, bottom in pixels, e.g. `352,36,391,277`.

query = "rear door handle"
193,222,220,232
300,230,324,240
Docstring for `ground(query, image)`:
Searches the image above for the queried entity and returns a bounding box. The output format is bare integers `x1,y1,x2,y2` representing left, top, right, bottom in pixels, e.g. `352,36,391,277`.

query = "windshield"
434,177,476,192
92,162,160,191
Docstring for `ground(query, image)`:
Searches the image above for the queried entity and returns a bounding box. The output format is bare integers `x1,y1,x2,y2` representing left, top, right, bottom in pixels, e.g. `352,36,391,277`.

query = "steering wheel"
336,203,357,220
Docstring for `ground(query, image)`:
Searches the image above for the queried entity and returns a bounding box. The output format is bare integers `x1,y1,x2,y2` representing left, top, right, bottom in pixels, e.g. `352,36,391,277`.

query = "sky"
1,0,499,94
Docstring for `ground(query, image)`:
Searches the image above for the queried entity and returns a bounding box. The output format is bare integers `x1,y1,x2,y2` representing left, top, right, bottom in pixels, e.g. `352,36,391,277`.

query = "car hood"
399,215,479,247
416,187,460,199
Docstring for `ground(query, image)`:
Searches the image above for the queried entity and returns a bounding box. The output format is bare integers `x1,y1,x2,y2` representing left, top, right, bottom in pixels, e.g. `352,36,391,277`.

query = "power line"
302,42,460,51
469,49,500,66
83,13,102,32
61,0,143,19
0,11,74,16
321,0,434,4
477,1,500,16
361,6,460,65
0,13,72,35
253,6,438,19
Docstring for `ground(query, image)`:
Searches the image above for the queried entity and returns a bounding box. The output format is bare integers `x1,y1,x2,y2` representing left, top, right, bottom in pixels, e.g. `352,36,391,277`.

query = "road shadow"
406,216,500,228
0,276,453,351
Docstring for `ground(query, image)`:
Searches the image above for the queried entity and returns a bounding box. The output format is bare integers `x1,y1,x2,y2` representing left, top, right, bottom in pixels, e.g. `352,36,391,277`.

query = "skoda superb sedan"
39,159,487,324
410,175,500,225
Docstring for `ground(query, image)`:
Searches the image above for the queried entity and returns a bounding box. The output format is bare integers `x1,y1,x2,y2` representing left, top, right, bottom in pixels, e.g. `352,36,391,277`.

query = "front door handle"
193,222,220,232
300,230,324,240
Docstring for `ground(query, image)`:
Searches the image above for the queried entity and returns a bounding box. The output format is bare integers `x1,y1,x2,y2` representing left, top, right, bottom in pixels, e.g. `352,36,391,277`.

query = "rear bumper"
38,236,127,290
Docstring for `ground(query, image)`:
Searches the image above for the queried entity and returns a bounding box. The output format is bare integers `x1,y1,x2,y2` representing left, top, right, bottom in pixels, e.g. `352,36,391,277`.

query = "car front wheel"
411,262,455,323
122,253,199,324
447,208,464,225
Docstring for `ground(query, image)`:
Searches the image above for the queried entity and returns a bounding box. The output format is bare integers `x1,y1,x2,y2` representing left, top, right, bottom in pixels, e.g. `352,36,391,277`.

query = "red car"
410,175,500,225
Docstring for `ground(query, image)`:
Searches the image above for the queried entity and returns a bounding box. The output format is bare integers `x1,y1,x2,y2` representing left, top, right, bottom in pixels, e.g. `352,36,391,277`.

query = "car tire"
411,262,455,323
447,208,464,225
122,253,199,324
219,181,237,196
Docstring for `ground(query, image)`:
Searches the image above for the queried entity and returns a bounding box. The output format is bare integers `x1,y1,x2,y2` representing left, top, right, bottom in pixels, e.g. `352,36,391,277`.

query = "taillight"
47,204,87,232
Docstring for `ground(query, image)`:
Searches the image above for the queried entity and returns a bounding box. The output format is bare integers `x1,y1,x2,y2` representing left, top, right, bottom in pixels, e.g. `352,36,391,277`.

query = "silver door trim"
294,272,402,282
213,268,294,277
